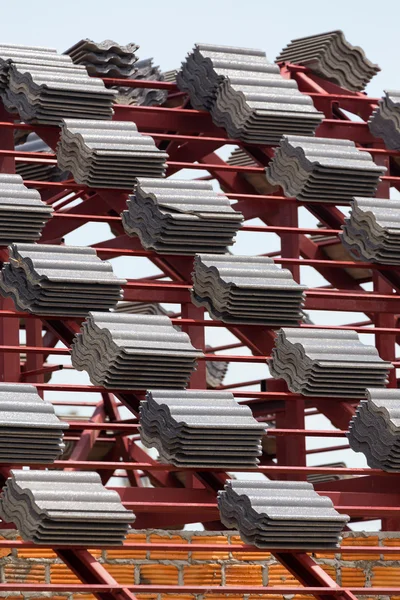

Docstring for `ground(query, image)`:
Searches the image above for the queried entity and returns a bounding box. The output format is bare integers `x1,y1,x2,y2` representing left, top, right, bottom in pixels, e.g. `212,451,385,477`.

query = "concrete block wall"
0,530,399,599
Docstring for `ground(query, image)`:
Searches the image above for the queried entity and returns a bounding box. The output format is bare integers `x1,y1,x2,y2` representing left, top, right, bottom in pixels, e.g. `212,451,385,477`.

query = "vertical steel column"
24,320,45,394
269,379,306,480
0,107,19,383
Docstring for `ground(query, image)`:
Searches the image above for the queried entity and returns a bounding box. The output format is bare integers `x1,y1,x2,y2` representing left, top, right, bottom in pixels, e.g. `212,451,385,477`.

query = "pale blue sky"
9,0,397,526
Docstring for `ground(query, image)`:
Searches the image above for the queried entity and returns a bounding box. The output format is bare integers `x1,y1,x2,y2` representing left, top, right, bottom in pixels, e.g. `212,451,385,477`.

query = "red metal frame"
0,64,398,597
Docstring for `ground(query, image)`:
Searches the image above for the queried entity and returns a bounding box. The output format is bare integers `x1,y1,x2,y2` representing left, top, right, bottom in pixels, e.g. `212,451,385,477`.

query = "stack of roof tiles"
122,179,243,254
0,43,116,124
266,135,385,203
0,243,125,316
348,388,400,471
177,43,323,143
0,174,53,244
113,58,168,106
139,390,265,467
369,91,400,150
0,471,135,545
65,39,139,77
339,197,400,264
113,302,228,387
71,312,203,389
276,31,380,92
269,328,392,397
191,254,307,325
56,120,168,187
0,383,68,463
218,479,349,549
15,133,68,182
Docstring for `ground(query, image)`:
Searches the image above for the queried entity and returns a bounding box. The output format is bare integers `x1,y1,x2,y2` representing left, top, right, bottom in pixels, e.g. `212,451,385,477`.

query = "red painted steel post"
269,379,306,480
23,319,45,394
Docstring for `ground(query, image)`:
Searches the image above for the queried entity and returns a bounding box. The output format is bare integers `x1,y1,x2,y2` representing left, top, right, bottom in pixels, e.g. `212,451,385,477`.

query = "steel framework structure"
0,63,399,599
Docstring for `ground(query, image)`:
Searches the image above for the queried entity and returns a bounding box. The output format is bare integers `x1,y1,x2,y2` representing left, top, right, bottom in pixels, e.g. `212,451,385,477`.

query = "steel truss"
0,63,399,598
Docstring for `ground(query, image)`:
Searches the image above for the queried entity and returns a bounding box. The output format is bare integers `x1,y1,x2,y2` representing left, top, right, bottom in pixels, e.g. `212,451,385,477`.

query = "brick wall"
0,530,399,599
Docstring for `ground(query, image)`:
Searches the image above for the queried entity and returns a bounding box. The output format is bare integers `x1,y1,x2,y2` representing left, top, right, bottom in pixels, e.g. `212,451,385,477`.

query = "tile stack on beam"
218,479,349,549
56,120,168,188
177,43,323,143
191,254,307,325
65,39,139,78
0,471,135,545
348,388,400,471
369,91,400,150
269,328,392,397
15,133,69,182
0,44,116,124
0,174,53,244
139,390,266,467
0,383,68,463
266,135,385,203
0,243,126,316
276,30,380,91
113,58,168,106
340,197,400,264
114,302,228,388
122,179,243,254
71,312,203,389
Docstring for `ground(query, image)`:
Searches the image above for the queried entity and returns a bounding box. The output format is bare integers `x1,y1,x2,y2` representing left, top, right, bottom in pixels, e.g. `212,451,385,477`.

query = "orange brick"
108,533,147,559
191,535,229,560
73,596,97,600
141,564,179,585
163,596,196,600
341,536,380,560
268,564,301,586
105,563,135,584
319,565,337,581
136,595,159,600
4,562,46,583
341,567,366,586
204,596,243,600
225,565,263,586
149,533,189,559
230,535,270,561
17,547,57,559
183,563,222,585
313,550,337,559
371,566,400,586
382,537,400,560
51,563,80,583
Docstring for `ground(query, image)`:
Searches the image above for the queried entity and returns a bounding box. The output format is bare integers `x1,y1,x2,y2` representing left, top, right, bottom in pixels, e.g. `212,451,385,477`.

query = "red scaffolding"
0,63,399,599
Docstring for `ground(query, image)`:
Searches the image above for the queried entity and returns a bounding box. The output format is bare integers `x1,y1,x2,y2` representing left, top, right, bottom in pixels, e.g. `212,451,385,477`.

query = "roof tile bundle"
348,388,400,471
0,383,68,463
140,390,265,467
369,91,400,150
340,197,400,264
218,479,349,549
0,44,116,124
276,31,380,92
65,39,139,78
122,178,243,254
0,470,135,545
71,312,203,389
113,302,228,387
266,135,385,203
0,243,126,316
113,58,168,106
56,119,168,187
15,133,69,182
269,328,392,397
191,254,307,325
177,43,323,143
0,174,53,244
